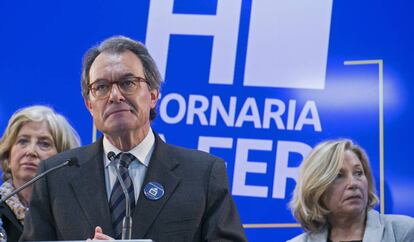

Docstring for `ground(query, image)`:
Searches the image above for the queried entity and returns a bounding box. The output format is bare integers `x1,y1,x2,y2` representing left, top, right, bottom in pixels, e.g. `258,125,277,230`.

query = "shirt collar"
103,128,155,168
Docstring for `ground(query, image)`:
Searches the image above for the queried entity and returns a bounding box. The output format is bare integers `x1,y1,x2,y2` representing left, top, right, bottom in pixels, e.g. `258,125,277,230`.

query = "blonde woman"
0,105,80,241
289,139,414,242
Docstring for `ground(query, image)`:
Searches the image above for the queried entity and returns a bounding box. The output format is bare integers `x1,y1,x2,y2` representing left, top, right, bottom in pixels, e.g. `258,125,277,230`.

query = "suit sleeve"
20,162,58,241
201,158,247,242
396,215,414,242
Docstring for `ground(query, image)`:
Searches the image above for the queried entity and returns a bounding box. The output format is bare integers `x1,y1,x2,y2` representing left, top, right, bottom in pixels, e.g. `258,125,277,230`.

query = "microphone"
0,157,79,203
107,151,133,240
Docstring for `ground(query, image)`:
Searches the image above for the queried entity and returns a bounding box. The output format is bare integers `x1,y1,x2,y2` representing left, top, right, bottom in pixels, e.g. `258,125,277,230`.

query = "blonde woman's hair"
289,139,378,232
0,105,81,181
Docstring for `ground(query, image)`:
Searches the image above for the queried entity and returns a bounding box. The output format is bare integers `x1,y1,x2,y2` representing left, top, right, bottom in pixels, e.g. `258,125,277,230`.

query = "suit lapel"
0,203,22,232
132,134,181,238
308,227,328,242
363,209,384,242
308,210,382,242
68,138,114,237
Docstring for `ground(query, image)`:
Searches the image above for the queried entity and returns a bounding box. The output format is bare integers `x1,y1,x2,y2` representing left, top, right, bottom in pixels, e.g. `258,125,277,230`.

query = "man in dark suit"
21,36,247,241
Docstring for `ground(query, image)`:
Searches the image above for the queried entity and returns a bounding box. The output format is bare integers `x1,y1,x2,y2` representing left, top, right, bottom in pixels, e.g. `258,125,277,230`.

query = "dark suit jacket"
0,201,23,241
21,132,247,241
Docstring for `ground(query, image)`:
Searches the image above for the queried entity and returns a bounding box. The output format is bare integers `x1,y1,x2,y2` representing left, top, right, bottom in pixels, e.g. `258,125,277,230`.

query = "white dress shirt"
102,128,155,203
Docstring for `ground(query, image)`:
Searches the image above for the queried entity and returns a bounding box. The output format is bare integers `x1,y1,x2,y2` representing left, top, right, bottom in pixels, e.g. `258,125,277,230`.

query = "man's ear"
150,89,159,109
84,97,93,115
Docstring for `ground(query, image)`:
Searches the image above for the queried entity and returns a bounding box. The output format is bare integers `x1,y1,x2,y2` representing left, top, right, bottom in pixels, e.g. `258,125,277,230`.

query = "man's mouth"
105,109,131,118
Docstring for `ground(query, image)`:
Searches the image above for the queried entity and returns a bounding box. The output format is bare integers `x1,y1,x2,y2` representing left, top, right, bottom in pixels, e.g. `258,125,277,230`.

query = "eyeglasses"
88,76,150,99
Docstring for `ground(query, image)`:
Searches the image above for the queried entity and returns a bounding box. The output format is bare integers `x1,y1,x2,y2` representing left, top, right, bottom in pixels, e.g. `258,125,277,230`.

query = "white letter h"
146,0,242,85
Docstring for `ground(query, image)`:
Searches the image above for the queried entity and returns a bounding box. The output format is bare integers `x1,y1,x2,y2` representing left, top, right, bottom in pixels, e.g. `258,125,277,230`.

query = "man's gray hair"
81,36,162,121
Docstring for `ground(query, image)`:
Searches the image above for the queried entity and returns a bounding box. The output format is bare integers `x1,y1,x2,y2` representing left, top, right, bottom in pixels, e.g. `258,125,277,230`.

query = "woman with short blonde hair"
0,105,80,241
289,139,414,242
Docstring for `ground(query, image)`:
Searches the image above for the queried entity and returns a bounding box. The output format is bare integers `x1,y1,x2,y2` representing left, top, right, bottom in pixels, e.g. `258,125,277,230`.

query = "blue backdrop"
1,0,413,241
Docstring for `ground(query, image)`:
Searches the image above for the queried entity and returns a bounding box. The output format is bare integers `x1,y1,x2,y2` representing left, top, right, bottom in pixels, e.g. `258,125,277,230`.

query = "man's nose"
108,83,125,102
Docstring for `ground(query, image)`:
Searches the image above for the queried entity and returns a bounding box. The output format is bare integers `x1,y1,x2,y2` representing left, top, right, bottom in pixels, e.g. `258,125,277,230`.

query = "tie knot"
118,152,135,168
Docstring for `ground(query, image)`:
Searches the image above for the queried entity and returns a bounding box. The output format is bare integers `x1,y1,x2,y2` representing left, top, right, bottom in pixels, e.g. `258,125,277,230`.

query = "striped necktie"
109,152,136,239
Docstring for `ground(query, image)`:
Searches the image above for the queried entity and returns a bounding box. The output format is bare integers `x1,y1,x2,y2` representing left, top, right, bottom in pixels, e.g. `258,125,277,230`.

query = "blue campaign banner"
1,0,413,241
